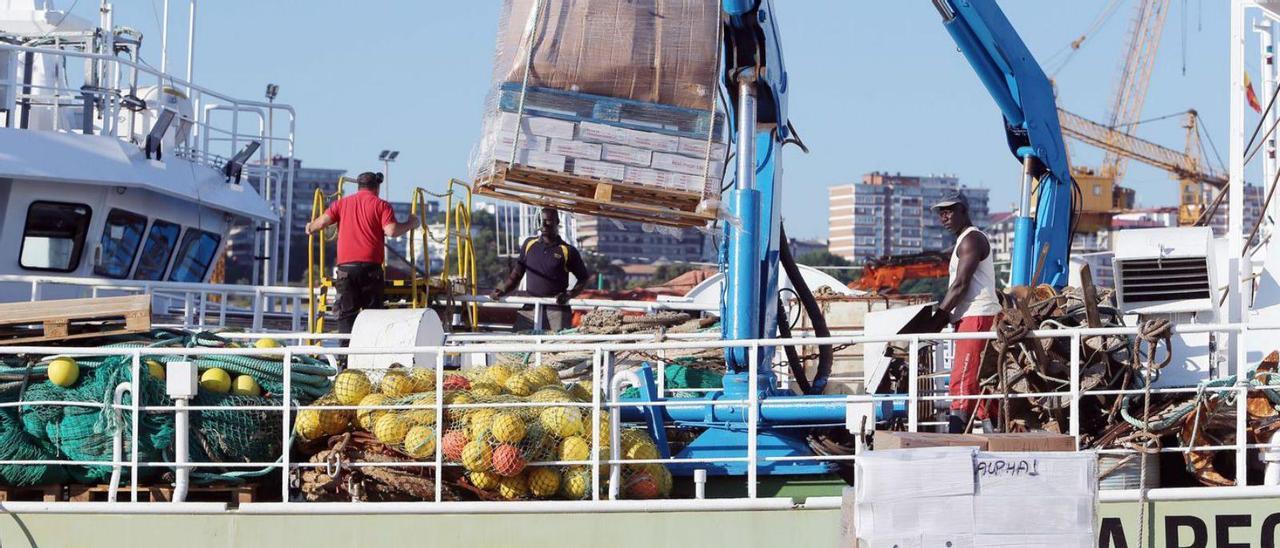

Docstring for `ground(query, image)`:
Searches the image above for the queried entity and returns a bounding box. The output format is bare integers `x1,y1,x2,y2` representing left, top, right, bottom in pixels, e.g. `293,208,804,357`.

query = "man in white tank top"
931,190,1002,433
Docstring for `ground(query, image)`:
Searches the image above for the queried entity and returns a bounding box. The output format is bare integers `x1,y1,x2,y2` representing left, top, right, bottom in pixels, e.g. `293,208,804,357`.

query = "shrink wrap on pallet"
470,0,727,228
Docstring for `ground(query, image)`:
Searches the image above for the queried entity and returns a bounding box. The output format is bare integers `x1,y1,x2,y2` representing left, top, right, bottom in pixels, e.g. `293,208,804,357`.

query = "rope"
1131,318,1171,548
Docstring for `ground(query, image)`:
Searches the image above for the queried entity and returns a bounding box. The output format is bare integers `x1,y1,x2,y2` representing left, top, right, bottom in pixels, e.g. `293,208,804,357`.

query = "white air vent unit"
1112,227,1216,316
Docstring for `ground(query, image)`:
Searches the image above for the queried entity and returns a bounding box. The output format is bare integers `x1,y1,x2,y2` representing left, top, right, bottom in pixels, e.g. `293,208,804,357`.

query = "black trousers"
334,263,384,343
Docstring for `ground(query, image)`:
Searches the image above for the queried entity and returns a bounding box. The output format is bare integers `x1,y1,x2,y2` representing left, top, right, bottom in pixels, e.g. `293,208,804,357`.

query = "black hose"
775,297,812,395
778,225,832,395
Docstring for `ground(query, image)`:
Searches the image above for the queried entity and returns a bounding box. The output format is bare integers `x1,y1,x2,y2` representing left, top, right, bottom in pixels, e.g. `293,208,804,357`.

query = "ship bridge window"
94,209,147,279
133,220,181,281
19,201,93,272
168,229,221,283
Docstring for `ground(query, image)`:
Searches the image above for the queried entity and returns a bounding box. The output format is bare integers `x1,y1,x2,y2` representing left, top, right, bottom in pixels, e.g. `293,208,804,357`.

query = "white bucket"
348,309,445,371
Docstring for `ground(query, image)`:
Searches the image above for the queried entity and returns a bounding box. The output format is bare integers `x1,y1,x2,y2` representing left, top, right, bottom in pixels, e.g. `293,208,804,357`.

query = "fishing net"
0,330,336,486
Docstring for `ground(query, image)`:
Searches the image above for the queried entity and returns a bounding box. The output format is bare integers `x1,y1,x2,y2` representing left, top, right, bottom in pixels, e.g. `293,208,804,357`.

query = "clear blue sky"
67,1,1252,240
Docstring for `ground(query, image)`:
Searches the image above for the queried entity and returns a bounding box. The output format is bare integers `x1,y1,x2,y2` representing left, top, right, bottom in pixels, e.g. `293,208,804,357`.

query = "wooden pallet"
0,484,62,502
0,295,150,345
476,163,718,229
68,483,258,506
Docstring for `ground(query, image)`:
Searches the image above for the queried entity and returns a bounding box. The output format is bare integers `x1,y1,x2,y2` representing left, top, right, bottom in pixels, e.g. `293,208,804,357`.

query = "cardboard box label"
548,139,603,160
505,150,566,172
571,159,626,181
678,136,728,161
621,127,681,153
652,151,723,176
578,121,630,144
602,144,654,166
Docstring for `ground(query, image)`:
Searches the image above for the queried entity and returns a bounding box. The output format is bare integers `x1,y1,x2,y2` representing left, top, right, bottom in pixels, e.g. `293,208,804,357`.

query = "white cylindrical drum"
348,309,445,371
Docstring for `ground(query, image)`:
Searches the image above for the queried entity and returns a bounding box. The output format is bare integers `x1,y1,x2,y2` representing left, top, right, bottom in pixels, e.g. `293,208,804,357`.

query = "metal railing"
0,320,1277,511
0,42,295,182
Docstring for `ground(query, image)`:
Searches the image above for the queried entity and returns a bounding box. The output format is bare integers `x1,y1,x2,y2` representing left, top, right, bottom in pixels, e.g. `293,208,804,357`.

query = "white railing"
0,321,1277,511
0,42,296,182
0,274,719,333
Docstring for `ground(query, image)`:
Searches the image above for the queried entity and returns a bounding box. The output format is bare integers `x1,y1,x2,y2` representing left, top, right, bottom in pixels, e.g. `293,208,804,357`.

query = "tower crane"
1058,108,1227,224
1103,0,1174,183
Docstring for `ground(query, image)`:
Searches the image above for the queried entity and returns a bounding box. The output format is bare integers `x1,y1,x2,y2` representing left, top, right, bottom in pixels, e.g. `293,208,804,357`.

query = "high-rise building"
828,172,990,264
576,216,709,264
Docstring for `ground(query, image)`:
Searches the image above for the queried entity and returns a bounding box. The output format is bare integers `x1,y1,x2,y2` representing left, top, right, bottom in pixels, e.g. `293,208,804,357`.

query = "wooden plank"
593,182,614,202
0,295,150,325
475,182,715,229
0,484,62,502
68,483,257,505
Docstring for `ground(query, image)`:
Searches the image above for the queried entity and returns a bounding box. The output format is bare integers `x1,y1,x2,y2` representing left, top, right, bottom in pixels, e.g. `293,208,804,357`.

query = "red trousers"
950,315,996,419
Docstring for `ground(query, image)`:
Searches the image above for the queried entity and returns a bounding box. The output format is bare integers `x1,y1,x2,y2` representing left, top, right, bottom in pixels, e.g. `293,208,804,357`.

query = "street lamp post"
379,150,400,197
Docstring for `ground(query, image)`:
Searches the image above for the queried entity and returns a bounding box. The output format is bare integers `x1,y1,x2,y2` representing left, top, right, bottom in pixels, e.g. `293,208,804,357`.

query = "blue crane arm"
717,0,789,379
933,0,1076,288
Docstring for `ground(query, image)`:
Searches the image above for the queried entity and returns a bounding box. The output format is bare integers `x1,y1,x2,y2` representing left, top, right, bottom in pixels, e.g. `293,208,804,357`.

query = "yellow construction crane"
1058,109,1227,224
1103,0,1173,184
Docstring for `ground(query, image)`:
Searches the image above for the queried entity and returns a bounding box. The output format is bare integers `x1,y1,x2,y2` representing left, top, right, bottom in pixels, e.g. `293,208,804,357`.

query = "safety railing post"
281,349,292,503
435,349,445,503
1070,332,1081,448
908,337,920,432
747,343,759,499
591,349,602,501
608,352,622,500
130,350,141,501
1237,326,1249,486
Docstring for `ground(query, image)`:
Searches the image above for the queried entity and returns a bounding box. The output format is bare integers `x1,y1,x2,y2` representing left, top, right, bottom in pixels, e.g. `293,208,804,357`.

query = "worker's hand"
409,214,421,228
555,292,571,305
488,289,504,301
304,223,316,236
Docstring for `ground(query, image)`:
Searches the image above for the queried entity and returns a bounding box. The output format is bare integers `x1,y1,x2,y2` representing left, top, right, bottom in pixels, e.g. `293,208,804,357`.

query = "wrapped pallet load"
472,0,727,228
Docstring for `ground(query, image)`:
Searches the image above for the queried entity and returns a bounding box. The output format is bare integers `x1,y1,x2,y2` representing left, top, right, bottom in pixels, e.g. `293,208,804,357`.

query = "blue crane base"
619,364,841,477
667,426,835,477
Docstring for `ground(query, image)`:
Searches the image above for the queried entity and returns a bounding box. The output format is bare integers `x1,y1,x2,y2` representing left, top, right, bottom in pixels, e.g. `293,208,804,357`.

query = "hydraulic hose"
775,298,811,395
778,225,832,395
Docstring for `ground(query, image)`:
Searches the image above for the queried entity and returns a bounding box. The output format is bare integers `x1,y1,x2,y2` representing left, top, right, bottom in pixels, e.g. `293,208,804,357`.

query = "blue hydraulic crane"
625,0,1078,477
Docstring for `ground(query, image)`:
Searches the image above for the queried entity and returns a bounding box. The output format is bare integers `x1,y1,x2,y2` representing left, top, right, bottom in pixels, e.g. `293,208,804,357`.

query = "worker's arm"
383,214,420,239
559,247,592,305
304,213,334,235
938,231,989,316
489,262,526,301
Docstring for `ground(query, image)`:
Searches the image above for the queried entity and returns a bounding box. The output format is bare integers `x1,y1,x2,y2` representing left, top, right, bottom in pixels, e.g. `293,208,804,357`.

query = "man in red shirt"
304,172,419,339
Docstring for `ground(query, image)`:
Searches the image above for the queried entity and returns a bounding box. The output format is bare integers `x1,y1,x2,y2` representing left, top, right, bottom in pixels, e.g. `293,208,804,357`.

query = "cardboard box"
505,150,567,172
601,143,654,166
497,112,576,140
492,132,549,151
578,121,631,144
571,158,626,181
975,451,1098,497
496,0,719,109
972,495,1094,535
622,128,681,153
874,431,988,451
548,139,603,160
973,533,1092,548
855,446,977,503
678,136,728,161
855,495,976,537
652,151,722,175
976,432,1075,452
670,172,718,194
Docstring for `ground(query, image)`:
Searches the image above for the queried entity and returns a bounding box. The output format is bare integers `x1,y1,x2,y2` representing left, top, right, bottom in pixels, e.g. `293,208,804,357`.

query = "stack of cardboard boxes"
474,0,727,206
479,109,726,195
842,434,1097,548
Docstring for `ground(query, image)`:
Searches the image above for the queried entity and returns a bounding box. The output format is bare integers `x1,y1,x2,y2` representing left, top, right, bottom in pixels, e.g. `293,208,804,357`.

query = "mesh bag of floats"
297,361,672,501
0,330,335,486
470,0,728,228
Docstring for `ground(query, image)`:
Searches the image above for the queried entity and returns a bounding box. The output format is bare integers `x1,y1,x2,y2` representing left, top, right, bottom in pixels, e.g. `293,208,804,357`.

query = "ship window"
133,220,181,281
94,209,147,279
168,229,221,283
19,201,93,272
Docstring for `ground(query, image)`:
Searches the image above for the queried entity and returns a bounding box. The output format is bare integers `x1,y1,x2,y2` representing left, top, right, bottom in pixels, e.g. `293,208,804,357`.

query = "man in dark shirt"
489,208,591,332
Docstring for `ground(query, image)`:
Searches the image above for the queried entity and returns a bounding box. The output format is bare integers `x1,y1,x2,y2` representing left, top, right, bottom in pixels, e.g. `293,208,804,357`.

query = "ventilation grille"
1117,257,1211,305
